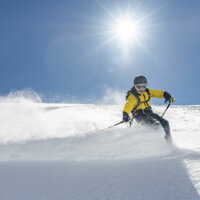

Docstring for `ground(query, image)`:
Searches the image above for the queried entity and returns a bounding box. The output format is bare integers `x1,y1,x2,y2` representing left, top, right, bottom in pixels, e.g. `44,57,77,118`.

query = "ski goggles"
135,84,147,90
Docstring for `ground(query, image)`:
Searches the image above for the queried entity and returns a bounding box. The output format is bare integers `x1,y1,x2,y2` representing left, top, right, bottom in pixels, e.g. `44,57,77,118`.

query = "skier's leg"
135,113,159,130
135,111,171,141
134,113,149,126
150,113,171,137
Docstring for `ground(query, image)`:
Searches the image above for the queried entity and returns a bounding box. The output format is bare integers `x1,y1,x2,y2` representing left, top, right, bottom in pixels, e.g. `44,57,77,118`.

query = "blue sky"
0,0,200,105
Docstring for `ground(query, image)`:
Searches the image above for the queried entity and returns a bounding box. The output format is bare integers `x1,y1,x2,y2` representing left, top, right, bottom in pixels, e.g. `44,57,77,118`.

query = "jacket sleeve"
149,89,165,98
123,93,138,115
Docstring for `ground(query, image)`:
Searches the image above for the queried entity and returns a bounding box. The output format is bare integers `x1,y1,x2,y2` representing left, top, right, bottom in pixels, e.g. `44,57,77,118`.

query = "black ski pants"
134,109,170,136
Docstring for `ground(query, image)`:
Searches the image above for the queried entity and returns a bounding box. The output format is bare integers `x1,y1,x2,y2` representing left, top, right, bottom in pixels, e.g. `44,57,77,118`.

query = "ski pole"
161,103,171,117
98,120,124,132
162,98,175,117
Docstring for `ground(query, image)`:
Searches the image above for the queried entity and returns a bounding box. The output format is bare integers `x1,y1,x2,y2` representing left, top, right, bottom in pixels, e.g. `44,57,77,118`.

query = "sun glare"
115,19,139,41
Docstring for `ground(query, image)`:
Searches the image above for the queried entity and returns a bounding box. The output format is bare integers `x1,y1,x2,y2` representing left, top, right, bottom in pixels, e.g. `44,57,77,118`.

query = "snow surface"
0,100,200,200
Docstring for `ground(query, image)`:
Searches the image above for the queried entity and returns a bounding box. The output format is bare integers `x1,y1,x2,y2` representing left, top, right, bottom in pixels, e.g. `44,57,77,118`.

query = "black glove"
123,112,130,122
164,91,175,104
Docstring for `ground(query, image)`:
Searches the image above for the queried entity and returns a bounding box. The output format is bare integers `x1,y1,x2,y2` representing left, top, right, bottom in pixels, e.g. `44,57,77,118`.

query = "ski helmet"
134,75,147,85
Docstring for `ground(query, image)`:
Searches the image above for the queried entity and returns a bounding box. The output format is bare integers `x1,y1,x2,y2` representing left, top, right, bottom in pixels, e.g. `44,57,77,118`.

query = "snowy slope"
0,101,200,200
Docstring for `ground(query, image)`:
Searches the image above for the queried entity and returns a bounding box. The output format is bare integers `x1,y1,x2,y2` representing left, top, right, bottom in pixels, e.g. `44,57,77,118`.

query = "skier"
123,75,175,140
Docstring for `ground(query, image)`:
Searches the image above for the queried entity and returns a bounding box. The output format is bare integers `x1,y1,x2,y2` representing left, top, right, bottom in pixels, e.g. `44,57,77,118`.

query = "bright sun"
114,18,139,42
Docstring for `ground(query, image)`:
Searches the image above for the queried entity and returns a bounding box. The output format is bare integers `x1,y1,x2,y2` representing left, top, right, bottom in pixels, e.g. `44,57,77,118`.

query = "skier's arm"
149,89,174,102
123,94,138,115
149,89,165,98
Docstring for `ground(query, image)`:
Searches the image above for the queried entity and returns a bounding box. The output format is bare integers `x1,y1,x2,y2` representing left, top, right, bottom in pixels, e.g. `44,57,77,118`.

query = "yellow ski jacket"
123,88,165,115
